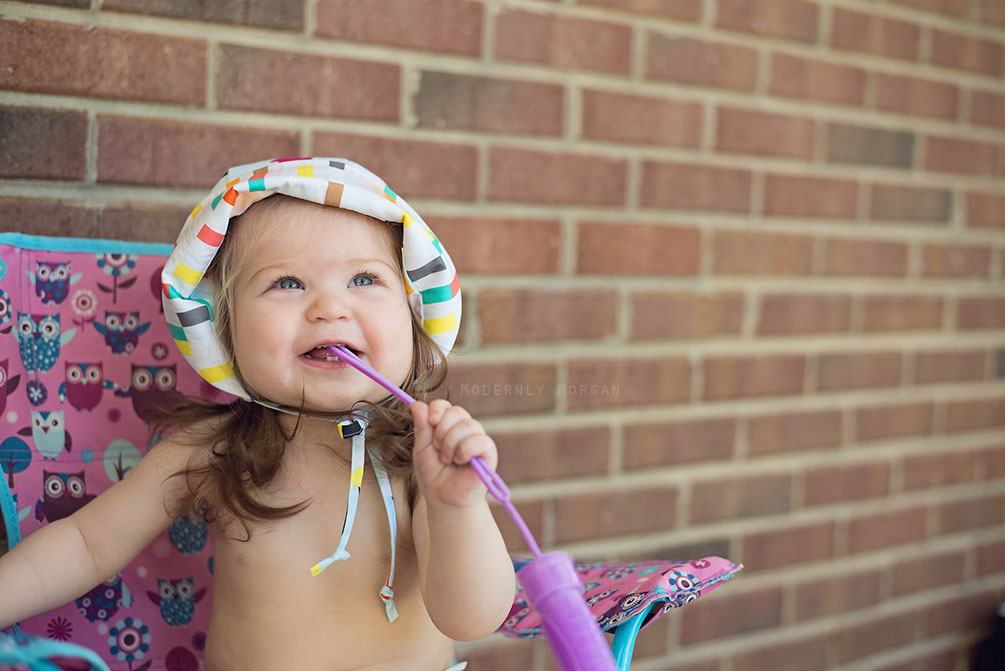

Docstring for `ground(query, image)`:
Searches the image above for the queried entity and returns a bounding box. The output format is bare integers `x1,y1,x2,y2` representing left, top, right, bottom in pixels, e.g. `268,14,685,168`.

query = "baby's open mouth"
305,344,361,361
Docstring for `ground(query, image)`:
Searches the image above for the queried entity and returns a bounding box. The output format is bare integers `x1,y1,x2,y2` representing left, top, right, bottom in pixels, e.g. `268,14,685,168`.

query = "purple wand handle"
328,346,617,671
326,346,541,557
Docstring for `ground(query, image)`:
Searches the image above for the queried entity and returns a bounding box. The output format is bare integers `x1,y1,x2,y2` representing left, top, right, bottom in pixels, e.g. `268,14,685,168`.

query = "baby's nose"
306,292,351,321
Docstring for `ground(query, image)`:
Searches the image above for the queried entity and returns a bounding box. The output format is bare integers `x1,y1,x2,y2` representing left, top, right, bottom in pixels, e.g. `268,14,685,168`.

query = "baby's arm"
410,400,516,641
0,432,199,629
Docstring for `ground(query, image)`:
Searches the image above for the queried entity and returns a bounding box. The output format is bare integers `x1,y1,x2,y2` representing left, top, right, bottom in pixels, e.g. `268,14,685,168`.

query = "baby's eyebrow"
345,257,396,271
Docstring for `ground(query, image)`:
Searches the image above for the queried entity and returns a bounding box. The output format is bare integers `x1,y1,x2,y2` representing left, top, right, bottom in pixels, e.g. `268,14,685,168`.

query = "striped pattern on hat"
161,157,461,400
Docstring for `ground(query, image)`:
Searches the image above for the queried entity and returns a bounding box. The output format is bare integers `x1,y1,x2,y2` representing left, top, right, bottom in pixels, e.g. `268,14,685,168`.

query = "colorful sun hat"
161,157,462,401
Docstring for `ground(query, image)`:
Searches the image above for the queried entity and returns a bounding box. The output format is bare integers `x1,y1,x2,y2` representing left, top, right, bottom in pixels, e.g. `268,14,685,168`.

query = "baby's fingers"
437,417,487,465
410,401,434,454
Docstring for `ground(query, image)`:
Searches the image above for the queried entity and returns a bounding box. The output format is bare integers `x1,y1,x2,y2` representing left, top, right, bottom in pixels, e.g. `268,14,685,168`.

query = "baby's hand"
411,399,497,509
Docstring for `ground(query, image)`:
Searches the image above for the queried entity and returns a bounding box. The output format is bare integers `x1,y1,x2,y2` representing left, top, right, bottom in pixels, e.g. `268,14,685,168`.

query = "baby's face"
228,203,414,414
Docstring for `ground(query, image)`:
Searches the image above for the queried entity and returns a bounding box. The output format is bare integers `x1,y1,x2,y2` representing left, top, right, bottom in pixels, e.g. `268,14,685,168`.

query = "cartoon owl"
76,573,133,623
168,512,208,554
147,578,206,626
125,364,179,423
14,313,75,374
0,359,21,415
93,311,150,355
34,470,92,523
28,261,80,306
59,362,114,412
18,410,72,460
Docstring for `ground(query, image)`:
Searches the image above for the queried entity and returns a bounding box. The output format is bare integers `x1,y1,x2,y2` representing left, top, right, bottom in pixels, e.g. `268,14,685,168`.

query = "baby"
0,158,516,670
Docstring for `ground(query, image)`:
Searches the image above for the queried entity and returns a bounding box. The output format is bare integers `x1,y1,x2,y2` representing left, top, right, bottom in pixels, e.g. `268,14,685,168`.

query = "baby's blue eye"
275,277,302,290
351,274,375,287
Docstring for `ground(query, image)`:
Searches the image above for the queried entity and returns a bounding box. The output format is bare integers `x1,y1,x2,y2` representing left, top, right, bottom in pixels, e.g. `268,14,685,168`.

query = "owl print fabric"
1,234,219,671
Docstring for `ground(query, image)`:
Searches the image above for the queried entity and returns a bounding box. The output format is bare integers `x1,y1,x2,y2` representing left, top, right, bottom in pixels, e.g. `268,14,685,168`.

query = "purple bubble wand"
328,346,617,671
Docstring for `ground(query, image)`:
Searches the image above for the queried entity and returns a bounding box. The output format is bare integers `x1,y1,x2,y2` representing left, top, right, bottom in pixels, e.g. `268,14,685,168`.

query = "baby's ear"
407,292,424,320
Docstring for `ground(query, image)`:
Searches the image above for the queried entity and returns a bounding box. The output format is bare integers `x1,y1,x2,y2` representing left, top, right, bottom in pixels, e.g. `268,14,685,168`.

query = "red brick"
876,649,957,671
445,362,557,416
0,19,206,105
1,197,97,237
717,107,815,160
735,638,828,671
824,238,908,277
416,72,562,136
478,288,616,343
934,494,1005,534
828,124,915,169
712,230,814,276
494,428,609,484
690,473,792,523
743,521,835,571
703,354,806,401
554,486,678,543
793,569,883,619
957,296,1005,330
986,445,1005,480
891,0,967,16
580,0,702,20
630,290,743,340
875,73,960,120
716,0,817,42
576,222,700,276
98,203,191,243
764,175,858,219
314,133,476,202
831,8,920,61
927,590,1004,636
733,636,829,671
770,53,865,107
914,349,987,384
926,136,1000,176
748,410,843,456
758,293,852,335
862,295,943,332
566,357,691,410
980,0,1005,25
978,538,1005,576
892,549,968,595
495,9,632,75
582,90,702,148
430,216,560,275
848,506,927,554
680,586,783,642
623,417,736,468
97,116,299,188
316,0,481,56
818,351,902,391
946,397,1005,432
104,0,304,29
488,148,627,206
646,34,758,91
838,612,919,662
903,451,976,491
490,500,544,553
971,90,1005,129
856,402,934,442
930,29,1003,77
218,45,399,122
640,161,752,213
803,462,890,506
0,106,87,181
966,191,1005,229
871,184,951,223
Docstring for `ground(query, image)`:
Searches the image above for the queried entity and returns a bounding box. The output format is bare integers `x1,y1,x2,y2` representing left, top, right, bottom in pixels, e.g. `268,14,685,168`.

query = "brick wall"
1,1,1003,670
